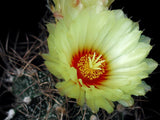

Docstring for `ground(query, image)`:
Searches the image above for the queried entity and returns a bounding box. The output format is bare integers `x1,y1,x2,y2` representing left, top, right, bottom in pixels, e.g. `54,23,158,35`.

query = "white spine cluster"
23,96,31,104
4,109,15,120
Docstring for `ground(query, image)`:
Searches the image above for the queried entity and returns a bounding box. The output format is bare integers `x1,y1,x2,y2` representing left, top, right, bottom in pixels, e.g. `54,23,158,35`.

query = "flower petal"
130,81,151,96
85,86,114,113
45,61,77,81
118,95,134,107
110,42,152,68
144,58,158,74
110,62,149,76
56,80,85,106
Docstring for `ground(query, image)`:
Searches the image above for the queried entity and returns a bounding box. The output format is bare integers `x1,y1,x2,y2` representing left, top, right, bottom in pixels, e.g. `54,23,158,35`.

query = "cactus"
0,0,152,120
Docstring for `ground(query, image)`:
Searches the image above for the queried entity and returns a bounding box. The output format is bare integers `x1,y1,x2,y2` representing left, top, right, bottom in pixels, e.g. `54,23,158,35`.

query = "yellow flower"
50,0,114,22
43,7,158,113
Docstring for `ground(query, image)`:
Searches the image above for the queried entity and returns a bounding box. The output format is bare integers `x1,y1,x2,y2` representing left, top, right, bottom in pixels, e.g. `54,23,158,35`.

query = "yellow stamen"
77,52,106,80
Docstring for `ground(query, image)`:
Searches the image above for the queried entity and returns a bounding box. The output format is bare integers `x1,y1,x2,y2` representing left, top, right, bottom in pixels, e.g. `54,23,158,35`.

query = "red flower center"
71,50,110,87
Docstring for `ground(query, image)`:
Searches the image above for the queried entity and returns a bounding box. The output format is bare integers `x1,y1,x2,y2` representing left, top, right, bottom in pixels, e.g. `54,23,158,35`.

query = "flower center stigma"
71,50,109,87
77,52,106,80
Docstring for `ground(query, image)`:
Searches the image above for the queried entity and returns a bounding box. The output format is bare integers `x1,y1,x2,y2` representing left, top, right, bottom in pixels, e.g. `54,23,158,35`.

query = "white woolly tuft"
23,96,31,104
4,109,15,120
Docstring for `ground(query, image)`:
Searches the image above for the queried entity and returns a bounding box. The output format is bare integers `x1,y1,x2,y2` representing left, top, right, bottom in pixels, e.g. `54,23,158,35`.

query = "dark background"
0,0,160,119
